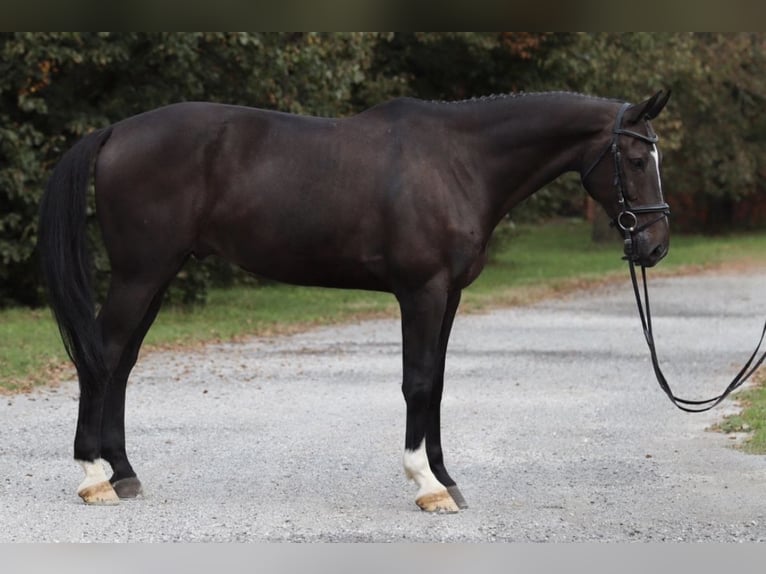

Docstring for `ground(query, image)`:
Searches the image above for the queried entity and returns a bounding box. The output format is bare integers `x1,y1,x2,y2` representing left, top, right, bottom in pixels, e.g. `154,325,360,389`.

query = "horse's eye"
628,157,645,170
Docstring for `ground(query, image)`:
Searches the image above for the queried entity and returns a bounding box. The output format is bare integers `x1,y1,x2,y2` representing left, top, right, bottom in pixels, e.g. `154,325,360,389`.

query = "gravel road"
2,270,765,542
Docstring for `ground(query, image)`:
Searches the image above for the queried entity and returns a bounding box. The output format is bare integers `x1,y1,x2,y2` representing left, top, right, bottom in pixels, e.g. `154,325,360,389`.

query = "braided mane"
430,91,622,105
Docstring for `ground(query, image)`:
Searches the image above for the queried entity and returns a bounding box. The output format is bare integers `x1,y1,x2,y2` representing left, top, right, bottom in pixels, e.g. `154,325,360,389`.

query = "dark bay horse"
39,90,671,512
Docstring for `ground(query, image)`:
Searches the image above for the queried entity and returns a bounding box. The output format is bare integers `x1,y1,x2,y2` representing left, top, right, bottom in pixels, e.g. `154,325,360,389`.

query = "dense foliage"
1,32,764,307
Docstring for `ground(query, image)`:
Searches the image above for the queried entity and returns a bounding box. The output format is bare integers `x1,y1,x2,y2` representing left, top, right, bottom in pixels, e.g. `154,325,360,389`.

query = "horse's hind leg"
100,286,168,499
425,289,468,509
75,273,173,504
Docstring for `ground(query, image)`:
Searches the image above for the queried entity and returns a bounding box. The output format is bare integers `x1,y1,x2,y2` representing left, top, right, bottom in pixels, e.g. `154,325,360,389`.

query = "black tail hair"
38,127,113,394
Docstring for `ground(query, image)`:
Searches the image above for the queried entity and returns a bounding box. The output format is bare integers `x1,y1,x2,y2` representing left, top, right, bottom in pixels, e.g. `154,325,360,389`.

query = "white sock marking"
403,439,446,498
77,458,109,492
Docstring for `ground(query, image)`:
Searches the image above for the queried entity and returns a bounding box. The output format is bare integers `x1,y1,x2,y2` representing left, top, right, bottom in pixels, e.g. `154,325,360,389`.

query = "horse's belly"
241,252,390,291
201,224,390,291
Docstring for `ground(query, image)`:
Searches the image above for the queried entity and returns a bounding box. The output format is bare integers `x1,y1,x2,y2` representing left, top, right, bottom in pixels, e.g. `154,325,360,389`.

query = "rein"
628,261,766,412
590,103,766,412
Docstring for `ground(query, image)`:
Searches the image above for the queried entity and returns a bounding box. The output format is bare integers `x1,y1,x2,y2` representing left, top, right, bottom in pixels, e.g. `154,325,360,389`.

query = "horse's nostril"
640,244,668,267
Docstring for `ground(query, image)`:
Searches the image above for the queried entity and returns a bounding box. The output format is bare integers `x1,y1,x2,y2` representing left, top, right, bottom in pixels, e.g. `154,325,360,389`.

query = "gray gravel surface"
2,270,766,542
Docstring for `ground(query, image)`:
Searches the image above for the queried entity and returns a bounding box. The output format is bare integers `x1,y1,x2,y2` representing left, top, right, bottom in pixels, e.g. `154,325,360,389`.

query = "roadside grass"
2,220,765,399
711,372,766,454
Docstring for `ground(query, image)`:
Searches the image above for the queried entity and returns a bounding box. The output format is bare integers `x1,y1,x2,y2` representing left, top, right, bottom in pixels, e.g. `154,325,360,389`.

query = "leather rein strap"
596,102,766,412
628,261,766,412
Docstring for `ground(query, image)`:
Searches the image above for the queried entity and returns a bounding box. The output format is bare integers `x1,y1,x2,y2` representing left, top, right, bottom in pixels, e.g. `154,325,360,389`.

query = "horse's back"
93,99,469,291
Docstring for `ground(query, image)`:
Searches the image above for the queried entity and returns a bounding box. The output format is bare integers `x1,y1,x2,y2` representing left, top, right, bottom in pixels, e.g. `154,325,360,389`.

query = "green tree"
2,32,764,308
540,32,766,232
360,32,552,102
668,33,766,231
0,32,379,307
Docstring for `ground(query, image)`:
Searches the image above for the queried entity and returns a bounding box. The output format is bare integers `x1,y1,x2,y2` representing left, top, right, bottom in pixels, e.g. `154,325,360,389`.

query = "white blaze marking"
403,439,446,498
77,458,109,491
650,145,663,198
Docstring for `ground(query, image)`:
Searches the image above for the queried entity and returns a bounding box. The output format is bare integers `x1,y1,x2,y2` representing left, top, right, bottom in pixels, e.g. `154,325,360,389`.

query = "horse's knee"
401,374,433,410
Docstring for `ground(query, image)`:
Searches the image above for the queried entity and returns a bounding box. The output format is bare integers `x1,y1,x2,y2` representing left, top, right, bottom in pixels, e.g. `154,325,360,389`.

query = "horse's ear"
625,89,672,123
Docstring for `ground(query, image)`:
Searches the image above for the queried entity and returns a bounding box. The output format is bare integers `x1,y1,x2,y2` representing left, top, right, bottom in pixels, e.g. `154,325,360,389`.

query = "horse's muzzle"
624,235,668,268
642,242,669,268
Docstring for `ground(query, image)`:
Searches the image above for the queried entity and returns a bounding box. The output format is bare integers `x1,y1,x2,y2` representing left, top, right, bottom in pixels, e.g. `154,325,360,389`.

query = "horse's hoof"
416,490,460,513
447,485,468,509
112,476,143,499
78,481,120,505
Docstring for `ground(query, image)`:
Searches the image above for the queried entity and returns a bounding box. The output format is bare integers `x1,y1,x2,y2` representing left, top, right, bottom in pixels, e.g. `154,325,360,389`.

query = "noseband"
582,102,670,262
585,103,765,413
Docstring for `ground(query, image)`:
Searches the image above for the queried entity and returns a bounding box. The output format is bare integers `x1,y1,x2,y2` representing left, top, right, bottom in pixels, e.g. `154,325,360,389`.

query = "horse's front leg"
425,289,468,509
397,279,460,513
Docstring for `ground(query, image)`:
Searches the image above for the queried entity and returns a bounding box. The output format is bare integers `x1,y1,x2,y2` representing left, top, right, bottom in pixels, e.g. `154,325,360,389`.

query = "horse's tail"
38,127,113,394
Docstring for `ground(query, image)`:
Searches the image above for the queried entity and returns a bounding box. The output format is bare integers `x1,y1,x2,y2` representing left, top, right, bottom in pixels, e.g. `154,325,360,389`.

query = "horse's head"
581,90,672,268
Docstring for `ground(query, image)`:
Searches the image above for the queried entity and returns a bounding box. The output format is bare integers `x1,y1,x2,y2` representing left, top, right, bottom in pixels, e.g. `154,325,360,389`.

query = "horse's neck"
449,95,618,230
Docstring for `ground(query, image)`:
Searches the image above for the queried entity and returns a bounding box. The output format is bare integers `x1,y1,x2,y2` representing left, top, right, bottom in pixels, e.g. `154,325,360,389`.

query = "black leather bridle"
581,102,670,262
584,102,766,413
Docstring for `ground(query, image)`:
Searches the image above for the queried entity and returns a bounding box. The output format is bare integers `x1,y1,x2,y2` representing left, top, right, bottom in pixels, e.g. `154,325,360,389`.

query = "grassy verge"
2,219,765,396
711,372,766,454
